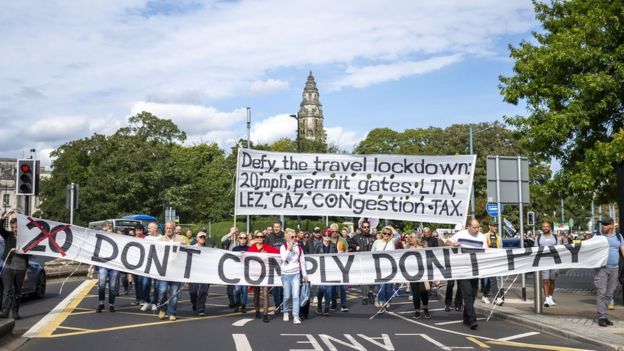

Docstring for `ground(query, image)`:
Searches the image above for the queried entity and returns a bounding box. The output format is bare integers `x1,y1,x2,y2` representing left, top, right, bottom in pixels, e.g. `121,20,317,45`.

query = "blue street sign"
486,202,498,217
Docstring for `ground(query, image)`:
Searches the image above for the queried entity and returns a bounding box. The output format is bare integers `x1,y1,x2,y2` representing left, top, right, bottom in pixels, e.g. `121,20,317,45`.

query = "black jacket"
352,233,376,252
0,218,28,267
312,241,338,254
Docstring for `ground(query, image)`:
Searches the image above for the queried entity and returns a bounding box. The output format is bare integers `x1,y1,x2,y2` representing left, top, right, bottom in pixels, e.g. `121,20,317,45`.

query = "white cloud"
250,114,297,145
250,79,289,95
331,55,463,90
325,127,364,151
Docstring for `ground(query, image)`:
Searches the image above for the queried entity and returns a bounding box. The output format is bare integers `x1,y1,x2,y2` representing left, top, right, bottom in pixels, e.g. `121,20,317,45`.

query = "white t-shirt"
448,229,487,249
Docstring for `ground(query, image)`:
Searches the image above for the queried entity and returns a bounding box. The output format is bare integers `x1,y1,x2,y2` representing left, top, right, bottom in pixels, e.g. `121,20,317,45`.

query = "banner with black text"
236,148,476,225
17,214,608,286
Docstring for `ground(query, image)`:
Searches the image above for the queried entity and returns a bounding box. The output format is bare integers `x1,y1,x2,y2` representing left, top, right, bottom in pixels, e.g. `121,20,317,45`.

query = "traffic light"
16,159,38,195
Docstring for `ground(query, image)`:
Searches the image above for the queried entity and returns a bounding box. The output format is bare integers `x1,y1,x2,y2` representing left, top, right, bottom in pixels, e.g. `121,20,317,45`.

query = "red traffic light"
20,164,31,173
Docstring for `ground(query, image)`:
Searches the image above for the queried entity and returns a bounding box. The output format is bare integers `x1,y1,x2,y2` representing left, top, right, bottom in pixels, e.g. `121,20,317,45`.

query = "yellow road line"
38,279,97,337
56,326,92,332
487,340,595,351
467,336,490,348
41,311,243,338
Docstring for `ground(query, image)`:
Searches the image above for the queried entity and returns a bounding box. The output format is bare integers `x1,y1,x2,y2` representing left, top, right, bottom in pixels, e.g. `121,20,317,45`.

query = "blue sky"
0,1,538,167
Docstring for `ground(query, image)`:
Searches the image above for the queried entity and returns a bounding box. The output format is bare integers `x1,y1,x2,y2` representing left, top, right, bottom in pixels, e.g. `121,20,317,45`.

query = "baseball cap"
313,227,321,233
197,231,207,238
600,216,614,225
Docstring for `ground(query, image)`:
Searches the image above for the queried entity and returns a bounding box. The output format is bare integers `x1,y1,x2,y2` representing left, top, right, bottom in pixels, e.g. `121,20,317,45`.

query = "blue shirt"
605,233,623,268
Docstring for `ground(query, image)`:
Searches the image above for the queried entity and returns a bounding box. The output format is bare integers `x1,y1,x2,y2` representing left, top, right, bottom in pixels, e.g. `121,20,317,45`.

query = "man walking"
0,209,27,319
595,217,624,327
535,221,560,307
189,231,211,316
353,220,376,305
157,221,186,321
482,220,504,306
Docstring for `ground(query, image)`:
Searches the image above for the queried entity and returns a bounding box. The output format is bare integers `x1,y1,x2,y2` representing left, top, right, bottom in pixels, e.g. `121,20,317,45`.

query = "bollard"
534,270,542,314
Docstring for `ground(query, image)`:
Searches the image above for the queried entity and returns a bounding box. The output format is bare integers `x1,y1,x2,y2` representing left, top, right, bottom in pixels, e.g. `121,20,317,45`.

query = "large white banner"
235,148,476,225
17,214,608,286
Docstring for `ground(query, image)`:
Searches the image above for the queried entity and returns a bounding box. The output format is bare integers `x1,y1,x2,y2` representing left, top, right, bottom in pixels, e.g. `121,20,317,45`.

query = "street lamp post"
469,127,475,219
246,107,251,234
290,113,301,229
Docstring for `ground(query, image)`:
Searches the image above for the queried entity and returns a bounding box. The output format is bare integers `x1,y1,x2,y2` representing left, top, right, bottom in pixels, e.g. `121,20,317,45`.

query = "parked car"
0,240,47,307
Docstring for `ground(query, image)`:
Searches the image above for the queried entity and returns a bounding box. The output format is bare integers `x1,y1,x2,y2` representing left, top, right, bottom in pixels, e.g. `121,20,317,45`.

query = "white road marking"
395,333,452,351
434,318,484,326
397,307,446,314
232,318,254,327
23,279,93,338
233,333,252,351
497,331,540,341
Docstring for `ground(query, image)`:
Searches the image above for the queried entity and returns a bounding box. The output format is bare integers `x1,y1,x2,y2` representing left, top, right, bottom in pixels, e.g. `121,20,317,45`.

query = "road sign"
486,202,498,217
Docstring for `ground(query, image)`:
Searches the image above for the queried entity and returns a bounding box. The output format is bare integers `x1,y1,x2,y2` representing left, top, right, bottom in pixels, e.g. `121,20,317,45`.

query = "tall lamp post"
290,113,301,229
468,125,499,219
246,107,251,234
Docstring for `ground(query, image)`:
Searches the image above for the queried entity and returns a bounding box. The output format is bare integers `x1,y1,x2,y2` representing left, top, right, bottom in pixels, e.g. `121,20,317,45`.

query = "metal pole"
534,270,542,313
246,107,251,234
70,183,75,225
209,221,212,236
591,197,595,233
560,198,564,224
517,157,526,300
296,113,301,228
495,156,503,293
469,127,475,219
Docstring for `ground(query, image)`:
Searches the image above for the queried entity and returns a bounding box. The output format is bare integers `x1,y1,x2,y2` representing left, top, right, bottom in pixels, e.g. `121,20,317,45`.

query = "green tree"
500,0,624,203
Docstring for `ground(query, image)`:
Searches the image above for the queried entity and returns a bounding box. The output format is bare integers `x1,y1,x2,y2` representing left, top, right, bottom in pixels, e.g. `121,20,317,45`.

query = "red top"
247,243,279,254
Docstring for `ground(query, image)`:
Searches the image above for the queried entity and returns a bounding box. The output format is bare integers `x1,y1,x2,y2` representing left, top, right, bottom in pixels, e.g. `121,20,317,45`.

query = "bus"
88,218,142,232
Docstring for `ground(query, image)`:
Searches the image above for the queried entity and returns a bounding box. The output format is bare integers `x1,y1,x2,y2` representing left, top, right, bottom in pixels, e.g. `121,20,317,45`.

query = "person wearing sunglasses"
312,229,338,316
371,226,399,312
280,228,308,325
189,231,211,316
232,233,251,313
247,230,280,322
328,223,349,312
354,220,376,305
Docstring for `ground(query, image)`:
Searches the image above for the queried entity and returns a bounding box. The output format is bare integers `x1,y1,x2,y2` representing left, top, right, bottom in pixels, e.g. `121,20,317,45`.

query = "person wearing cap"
310,227,323,248
232,233,250,313
534,221,560,307
189,231,211,316
481,220,504,306
353,220,376,305
595,216,624,327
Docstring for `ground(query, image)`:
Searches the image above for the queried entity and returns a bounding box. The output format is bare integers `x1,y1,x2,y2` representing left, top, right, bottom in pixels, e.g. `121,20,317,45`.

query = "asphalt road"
3,276,601,351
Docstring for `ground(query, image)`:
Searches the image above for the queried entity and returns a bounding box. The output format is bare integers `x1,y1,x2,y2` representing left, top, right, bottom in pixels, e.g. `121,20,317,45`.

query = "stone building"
0,157,49,216
297,71,326,144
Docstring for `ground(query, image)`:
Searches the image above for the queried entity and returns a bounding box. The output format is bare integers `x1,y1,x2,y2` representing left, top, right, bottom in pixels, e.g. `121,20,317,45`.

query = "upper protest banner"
236,148,476,225
16,214,608,286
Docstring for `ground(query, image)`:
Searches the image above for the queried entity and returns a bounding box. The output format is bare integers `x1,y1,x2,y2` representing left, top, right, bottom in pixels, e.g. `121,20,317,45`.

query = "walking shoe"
423,309,431,319
454,305,461,312
330,303,337,310
598,318,609,327
340,306,349,312
158,311,166,320
140,303,150,311
494,297,504,306
481,296,491,304
263,314,269,323
109,305,115,313
255,311,261,319
605,318,614,326
293,317,301,325
469,322,478,330
316,306,323,315
197,312,206,316
283,314,289,322
362,298,368,305
543,297,550,307
608,303,614,310
324,310,330,317
97,304,104,313
374,302,381,308
408,295,413,301
169,315,177,321
151,304,158,312
549,296,556,306
444,305,451,312
12,311,20,320
130,300,140,306
241,306,247,313
413,311,421,319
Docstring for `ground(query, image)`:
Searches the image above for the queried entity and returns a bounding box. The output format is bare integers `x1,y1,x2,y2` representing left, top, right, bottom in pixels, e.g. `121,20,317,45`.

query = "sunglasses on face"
239,237,248,240
322,234,330,237
382,232,391,236
255,235,265,238
362,226,370,229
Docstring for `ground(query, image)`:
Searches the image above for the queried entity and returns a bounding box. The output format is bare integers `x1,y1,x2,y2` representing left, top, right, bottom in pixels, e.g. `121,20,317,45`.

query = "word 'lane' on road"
17,283,597,351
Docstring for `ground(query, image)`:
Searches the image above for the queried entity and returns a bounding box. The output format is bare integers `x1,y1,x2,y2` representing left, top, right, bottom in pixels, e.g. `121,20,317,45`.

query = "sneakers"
293,317,301,325
423,309,431,319
408,295,413,301
151,304,158,312
608,303,615,310
140,303,151,312
169,315,177,321
494,297,504,306
130,300,140,306
330,303,337,310
197,312,206,316
340,306,349,312
598,318,609,327
96,304,104,313
544,296,555,307
374,302,381,308
158,311,166,320
240,306,247,313
413,311,421,319
549,296,556,306
481,296,491,304
283,314,289,322
444,305,451,312
109,305,115,312
263,314,269,323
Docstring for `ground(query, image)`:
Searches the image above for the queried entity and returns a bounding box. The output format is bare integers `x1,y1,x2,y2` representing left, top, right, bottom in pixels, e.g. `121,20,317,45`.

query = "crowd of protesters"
2,209,622,329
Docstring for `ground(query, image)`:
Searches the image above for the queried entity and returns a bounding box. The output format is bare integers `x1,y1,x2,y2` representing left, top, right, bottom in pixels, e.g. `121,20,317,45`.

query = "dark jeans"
189,283,210,314
409,282,429,310
481,277,501,298
1,268,26,313
136,275,151,303
445,280,462,307
227,285,235,305
331,285,347,307
272,286,283,309
317,285,332,312
459,279,479,325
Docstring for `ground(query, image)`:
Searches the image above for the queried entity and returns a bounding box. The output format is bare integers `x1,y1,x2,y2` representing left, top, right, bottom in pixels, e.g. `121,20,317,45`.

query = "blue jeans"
235,285,248,306
137,276,152,303
377,283,393,304
98,267,119,305
158,281,181,316
281,274,300,317
317,285,331,312
331,285,347,307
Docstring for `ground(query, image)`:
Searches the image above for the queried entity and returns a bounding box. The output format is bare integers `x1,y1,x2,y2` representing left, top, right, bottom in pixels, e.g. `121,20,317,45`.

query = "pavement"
439,271,624,351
